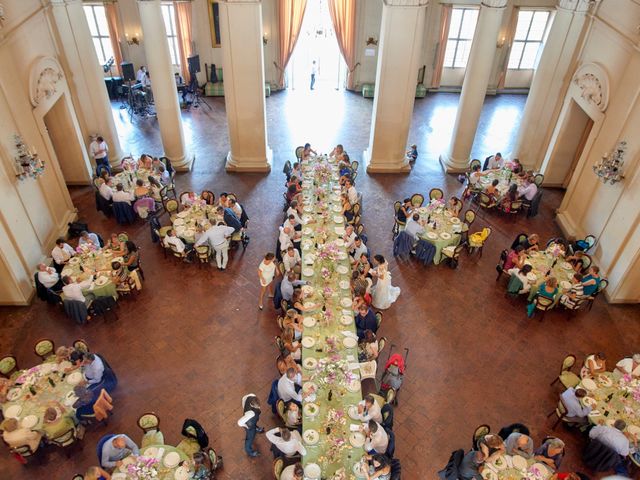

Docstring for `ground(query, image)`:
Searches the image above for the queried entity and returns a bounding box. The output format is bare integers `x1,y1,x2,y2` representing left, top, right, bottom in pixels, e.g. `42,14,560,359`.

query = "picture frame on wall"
208,0,222,48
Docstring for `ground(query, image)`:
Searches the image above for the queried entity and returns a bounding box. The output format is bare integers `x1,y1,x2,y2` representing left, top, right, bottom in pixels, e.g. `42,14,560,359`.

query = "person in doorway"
310,60,317,90
136,66,146,83
90,136,111,176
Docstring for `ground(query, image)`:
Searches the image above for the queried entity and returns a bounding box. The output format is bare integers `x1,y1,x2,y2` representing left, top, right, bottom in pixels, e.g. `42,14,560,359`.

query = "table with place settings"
112,444,193,480
297,154,368,480
171,204,222,244
476,168,526,202
414,200,462,264
61,247,118,300
479,453,552,480
523,248,576,299
0,359,84,442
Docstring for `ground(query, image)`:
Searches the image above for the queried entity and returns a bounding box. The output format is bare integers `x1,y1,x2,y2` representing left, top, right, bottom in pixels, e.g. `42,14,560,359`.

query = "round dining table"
480,453,552,480
415,202,462,264
112,444,193,480
61,249,118,299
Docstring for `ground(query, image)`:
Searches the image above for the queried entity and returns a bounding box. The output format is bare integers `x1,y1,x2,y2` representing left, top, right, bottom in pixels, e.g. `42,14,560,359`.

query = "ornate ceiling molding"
571,62,609,112
383,0,429,6
29,56,65,107
481,0,508,8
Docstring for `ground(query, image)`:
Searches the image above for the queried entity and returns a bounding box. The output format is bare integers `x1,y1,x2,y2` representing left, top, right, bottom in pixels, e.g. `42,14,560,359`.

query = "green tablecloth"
524,250,575,302
415,204,462,264
115,168,156,192
480,453,552,479
476,168,525,202
298,155,365,479
0,359,82,440
171,204,222,244
115,444,193,480
61,251,118,300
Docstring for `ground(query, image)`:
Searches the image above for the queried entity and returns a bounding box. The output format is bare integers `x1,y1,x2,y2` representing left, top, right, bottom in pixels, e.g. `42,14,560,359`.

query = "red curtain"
276,0,308,88
174,1,194,83
328,0,357,90
104,2,123,76
431,4,452,89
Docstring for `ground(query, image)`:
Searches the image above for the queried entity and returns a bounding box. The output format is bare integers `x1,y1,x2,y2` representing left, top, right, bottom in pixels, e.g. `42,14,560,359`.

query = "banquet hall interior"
1,0,640,479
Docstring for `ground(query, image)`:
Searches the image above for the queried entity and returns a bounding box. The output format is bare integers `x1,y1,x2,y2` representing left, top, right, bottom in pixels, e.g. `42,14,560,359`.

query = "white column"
220,0,271,172
52,0,124,168
137,0,192,170
364,0,428,173
511,0,590,169
440,0,507,173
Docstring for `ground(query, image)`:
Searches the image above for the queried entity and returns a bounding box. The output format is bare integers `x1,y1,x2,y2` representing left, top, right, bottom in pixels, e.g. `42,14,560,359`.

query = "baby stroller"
379,346,408,406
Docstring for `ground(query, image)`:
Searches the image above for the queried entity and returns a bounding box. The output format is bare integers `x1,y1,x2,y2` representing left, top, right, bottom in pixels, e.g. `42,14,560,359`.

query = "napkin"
155,447,165,460
346,355,355,362
349,424,361,432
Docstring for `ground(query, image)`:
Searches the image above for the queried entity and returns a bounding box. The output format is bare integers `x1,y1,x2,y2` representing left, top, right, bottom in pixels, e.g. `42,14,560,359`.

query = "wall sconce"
593,140,626,185
263,32,268,45
125,32,140,46
13,135,45,181
366,37,378,46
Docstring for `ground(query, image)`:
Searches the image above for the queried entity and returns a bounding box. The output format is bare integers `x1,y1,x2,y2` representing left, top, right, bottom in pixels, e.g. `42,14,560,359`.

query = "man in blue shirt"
355,304,377,340
100,434,139,469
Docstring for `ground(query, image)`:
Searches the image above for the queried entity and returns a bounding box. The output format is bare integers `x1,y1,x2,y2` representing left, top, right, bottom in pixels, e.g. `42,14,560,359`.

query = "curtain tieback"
348,62,361,74
273,62,285,73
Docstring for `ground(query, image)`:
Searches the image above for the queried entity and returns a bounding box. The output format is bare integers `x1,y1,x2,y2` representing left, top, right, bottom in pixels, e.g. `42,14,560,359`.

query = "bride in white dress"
371,255,401,310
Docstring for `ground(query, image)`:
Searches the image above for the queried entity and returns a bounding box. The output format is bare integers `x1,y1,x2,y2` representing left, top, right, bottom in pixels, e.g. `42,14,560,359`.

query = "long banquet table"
298,154,367,479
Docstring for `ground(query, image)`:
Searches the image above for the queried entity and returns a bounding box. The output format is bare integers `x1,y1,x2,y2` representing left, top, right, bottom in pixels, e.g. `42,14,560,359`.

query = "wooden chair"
352,170,358,181
472,424,491,450
580,253,593,271
275,336,286,355
375,311,383,330
48,426,79,456
477,192,496,209
4,441,39,462
179,191,194,205
73,339,90,352
529,294,555,322
533,173,544,187
276,399,299,429
352,214,361,226
410,193,424,208
587,278,608,311
392,201,404,238
378,337,388,357
546,398,568,430
356,223,364,236
468,227,492,258
137,412,161,433
461,209,475,243
72,475,84,480
206,446,223,472
442,244,465,269
507,200,522,215
0,355,18,379
583,234,596,252
429,188,444,201
370,393,387,408
385,388,396,406
276,316,285,331
163,198,179,219
273,457,284,479
469,159,481,171
495,249,509,281
195,245,211,267
169,243,189,262
294,146,304,160
352,203,361,217
280,299,289,312
34,339,55,360
550,354,580,389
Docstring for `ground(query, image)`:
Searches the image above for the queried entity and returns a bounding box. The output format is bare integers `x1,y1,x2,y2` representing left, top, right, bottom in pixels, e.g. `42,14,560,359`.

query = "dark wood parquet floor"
1,88,639,479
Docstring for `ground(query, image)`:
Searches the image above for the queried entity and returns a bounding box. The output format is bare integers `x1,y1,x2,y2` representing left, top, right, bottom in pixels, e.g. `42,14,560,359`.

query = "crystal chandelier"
593,140,626,185
13,134,45,180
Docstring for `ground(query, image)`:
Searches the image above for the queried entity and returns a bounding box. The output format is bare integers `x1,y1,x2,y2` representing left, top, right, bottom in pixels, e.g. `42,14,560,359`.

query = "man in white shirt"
286,201,303,227
78,230,101,248
2,418,42,453
279,226,293,252
229,198,243,218
280,462,304,480
364,420,389,454
343,225,357,250
350,236,368,262
158,165,171,185
357,395,382,423
62,275,94,305
112,184,134,205
89,136,111,175
163,229,193,262
310,60,317,90
52,238,75,270
136,66,147,83
345,178,358,205
82,353,105,387
282,246,301,273
266,427,307,457
195,223,235,270
560,387,591,425
486,152,504,170
277,368,302,403
589,420,632,475
518,179,538,202
37,263,62,290
404,213,425,242
98,178,113,201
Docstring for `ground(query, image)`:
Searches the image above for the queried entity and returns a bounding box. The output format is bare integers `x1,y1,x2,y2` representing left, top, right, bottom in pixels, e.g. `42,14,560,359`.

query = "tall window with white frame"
443,8,479,69
83,4,114,65
508,10,551,70
161,3,181,67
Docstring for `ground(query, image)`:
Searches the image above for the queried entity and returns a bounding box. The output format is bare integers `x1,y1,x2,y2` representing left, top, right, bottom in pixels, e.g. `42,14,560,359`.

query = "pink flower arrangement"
321,267,331,280
126,456,159,480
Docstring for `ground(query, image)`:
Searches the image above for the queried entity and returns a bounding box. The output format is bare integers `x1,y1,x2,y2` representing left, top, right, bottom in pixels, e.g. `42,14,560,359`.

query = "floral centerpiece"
76,243,98,254
317,241,342,263
125,456,160,480
546,243,564,258
426,198,445,213
310,358,356,389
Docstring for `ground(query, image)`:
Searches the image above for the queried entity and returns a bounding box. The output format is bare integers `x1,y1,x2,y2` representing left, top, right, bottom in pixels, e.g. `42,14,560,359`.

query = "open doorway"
541,99,593,188
43,95,92,185
286,0,347,91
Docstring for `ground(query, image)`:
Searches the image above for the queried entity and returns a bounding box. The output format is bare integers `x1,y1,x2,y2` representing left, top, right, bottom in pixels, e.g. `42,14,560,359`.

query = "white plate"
597,374,613,387
348,405,360,420
583,396,597,407
21,415,38,429
304,463,321,479
163,451,180,468
343,337,357,349
303,357,318,370
582,378,597,391
67,371,83,385
440,232,452,240
303,207,313,213
303,227,313,235
94,276,109,287
6,388,21,402
303,429,320,445
335,239,345,247
332,205,342,212
512,455,527,470
347,381,361,393
302,337,316,348
61,268,73,277
303,403,320,417
303,268,314,277
303,317,317,328
334,216,344,224
349,431,365,448
341,298,353,308
4,404,22,418
339,280,350,290
173,218,185,226
426,232,438,240
335,227,345,235
59,360,72,370
560,280,572,290
303,302,317,310
353,460,367,478
174,466,190,480
68,257,81,265
481,470,498,480
340,315,353,326
450,217,461,224
144,447,159,457
111,474,127,480
337,266,349,275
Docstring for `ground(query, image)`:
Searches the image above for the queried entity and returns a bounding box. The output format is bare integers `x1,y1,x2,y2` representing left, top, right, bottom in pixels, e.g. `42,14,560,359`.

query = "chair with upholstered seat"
529,294,555,322
545,398,582,430
0,355,19,379
533,173,544,187
96,434,116,467
442,244,465,269
163,199,179,220
469,159,482,171
410,193,424,208
275,336,286,355
351,160,359,172
392,201,404,239
467,227,492,258
73,339,90,353
495,250,509,281
49,426,80,457
195,245,211,267
137,412,160,434
550,354,580,389
206,446,223,473
586,278,608,311
378,337,387,357
429,188,444,201
34,339,55,360
294,146,304,160
273,457,284,479
276,399,300,429
477,192,496,209
460,209,476,244
472,424,491,450
179,191,194,205
72,475,84,480
375,311,383,330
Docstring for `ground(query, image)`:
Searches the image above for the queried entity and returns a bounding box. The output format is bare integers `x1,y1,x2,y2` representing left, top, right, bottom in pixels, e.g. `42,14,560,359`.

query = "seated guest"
62,275,94,306
281,271,306,303
107,261,129,289
364,420,389,454
356,253,372,279
182,192,198,206
343,224,357,250
98,178,114,201
359,330,379,362
158,165,170,185
534,437,565,471
404,213,424,242
527,276,559,316
164,229,191,257
518,177,538,202
42,405,77,438
279,226,294,253
581,352,606,378
282,326,301,361
133,179,149,199
100,433,140,469
37,263,62,290
229,198,243,218
355,304,378,340
356,394,382,423
559,273,586,310
1,417,43,453
52,237,75,269
123,241,140,270
303,143,316,159
485,179,500,201
344,178,358,205
566,251,587,272
507,264,534,294
55,346,74,363
201,191,215,205
83,353,107,389
217,192,229,208
396,198,412,225
282,246,301,274
560,387,591,425
280,462,304,480
277,368,302,403
350,236,369,263
72,385,100,421
287,175,302,193
85,466,112,480
112,184,134,205
522,233,540,252
79,230,101,248
469,165,488,186
286,184,298,204
330,144,346,161
501,184,519,212
485,152,504,170
505,432,534,458
341,193,354,222
277,351,301,376
615,353,640,377
291,161,302,179
286,200,303,227
364,454,392,480
478,434,506,463
285,402,301,427
589,420,633,476
266,427,306,458
447,450,485,480
283,309,303,340
503,245,526,271
581,266,601,296
506,158,523,174
107,234,126,255
447,196,462,217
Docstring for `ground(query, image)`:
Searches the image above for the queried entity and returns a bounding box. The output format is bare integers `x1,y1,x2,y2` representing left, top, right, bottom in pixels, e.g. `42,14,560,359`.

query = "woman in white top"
371,255,400,310
257,252,277,310
581,352,607,378
507,264,534,294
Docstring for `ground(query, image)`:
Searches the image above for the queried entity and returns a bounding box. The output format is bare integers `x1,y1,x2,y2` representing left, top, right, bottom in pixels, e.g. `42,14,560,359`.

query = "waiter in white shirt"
195,223,235,270
89,136,111,176
112,184,134,205
36,263,62,290
62,275,94,306
52,238,75,271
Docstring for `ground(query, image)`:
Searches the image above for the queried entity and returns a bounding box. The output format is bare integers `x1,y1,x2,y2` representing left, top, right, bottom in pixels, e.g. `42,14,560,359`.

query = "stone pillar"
52,0,124,168
364,0,428,173
440,0,507,173
137,0,191,170
511,0,590,169
220,0,271,172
